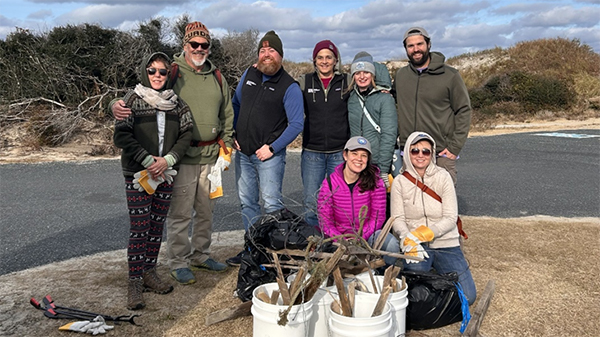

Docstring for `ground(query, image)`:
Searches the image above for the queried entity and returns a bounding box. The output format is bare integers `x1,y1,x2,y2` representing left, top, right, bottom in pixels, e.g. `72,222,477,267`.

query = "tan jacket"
390,131,460,248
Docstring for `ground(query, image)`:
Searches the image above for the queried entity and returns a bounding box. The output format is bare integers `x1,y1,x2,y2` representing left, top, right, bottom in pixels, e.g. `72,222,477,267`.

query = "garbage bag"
235,209,322,301
400,270,463,330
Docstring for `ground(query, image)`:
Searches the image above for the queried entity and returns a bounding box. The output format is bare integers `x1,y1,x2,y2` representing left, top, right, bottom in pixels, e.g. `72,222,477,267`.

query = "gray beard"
191,57,206,67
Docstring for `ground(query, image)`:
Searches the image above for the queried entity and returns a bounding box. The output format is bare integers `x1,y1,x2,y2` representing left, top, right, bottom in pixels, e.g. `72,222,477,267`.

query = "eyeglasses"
410,148,432,156
147,68,168,76
189,41,210,50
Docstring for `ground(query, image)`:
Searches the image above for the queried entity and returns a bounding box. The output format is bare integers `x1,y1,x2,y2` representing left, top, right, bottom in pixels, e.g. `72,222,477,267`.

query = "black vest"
302,72,350,151
236,66,296,156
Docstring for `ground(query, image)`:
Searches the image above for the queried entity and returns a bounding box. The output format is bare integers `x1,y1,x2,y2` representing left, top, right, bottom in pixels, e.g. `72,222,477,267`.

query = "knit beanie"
312,40,339,60
351,51,375,76
183,21,211,45
258,30,283,57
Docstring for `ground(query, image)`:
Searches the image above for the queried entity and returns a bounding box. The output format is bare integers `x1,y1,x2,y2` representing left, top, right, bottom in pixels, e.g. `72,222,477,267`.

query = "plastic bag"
400,270,463,330
235,209,322,301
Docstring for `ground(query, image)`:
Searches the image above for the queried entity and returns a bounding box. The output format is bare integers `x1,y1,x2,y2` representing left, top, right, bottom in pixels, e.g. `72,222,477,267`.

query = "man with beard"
226,30,303,266
111,21,234,285
393,27,471,185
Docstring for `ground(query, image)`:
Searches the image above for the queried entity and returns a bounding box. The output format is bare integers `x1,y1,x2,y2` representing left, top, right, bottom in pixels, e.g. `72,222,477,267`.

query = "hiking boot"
143,268,174,294
127,278,145,310
226,251,244,267
191,258,227,272
170,268,196,285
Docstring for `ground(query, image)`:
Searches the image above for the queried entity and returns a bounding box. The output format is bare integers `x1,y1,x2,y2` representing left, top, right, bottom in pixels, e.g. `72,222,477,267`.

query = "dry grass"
1,216,599,337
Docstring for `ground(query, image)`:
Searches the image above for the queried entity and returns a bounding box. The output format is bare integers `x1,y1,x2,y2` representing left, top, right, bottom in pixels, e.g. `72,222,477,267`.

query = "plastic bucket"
354,274,408,337
309,286,337,337
251,283,314,337
329,318,393,337
328,299,393,337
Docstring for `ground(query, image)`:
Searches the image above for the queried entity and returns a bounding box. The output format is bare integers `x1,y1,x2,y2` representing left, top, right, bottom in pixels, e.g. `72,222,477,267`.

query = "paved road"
1,129,598,275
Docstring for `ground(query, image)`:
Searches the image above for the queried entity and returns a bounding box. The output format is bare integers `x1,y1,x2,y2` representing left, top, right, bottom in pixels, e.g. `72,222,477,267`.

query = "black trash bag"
400,270,463,330
235,247,276,302
235,209,322,302
267,210,322,250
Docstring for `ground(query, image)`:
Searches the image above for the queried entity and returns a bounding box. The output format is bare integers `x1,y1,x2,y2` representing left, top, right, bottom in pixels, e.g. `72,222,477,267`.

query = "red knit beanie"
312,40,339,60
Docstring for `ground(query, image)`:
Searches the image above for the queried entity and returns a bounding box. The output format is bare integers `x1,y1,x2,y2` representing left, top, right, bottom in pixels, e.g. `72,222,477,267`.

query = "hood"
402,131,438,178
138,52,172,91
173,51,217,75
409,51,445,75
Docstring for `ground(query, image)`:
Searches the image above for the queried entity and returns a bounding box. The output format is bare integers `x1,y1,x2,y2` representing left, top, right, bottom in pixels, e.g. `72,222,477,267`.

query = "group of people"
111,21,476,311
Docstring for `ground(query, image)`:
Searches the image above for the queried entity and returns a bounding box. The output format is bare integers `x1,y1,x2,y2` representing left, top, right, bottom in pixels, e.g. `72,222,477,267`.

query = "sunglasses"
147,68,168,76
410,148,432,156
189,41,210,50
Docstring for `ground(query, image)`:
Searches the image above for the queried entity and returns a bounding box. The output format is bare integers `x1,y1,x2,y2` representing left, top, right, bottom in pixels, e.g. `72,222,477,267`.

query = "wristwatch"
268,145,275,153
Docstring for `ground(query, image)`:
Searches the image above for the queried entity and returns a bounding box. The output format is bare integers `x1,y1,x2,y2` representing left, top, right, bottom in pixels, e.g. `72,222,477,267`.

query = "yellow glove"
387,174,394,193
402,226,434,264
207,165,223,199
218,147,232,171
133,170,164,195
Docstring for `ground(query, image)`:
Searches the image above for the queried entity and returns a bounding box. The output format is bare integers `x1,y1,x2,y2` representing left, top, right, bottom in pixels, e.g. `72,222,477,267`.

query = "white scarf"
133,84,178,111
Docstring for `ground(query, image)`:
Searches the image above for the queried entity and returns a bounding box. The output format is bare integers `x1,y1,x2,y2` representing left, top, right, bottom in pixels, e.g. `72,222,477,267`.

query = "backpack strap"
169,62,180,88
214,68,223,92
401,171,468,239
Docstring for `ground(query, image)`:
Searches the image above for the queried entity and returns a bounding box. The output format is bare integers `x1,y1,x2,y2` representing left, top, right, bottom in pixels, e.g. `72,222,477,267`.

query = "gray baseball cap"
403,27,430,42
344,136,371,153
410,132,434,145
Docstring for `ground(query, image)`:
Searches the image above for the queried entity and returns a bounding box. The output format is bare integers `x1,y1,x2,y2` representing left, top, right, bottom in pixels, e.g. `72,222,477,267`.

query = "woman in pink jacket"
317,136,400,266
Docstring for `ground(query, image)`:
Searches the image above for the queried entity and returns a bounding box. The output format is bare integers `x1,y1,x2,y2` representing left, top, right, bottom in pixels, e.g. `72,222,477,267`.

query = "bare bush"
220,29,260,89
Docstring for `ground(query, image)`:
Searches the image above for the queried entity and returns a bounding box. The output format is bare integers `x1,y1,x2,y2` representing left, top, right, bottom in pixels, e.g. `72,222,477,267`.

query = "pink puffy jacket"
317,163,387,240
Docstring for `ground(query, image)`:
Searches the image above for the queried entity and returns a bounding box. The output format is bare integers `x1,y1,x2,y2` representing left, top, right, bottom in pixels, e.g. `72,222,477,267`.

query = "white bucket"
328,299,393,337
309,286,337,337
251,283,314,337
354,274,408,337
329,318,394,337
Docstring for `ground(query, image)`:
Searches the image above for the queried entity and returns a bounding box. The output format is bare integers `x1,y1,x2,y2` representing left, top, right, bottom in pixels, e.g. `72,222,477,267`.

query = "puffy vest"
302,72,350,152
236,67,296,155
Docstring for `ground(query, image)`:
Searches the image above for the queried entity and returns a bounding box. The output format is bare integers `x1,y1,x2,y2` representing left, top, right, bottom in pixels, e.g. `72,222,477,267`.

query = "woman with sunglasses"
390,131,476,305
317,136,400,268
114,52,193,310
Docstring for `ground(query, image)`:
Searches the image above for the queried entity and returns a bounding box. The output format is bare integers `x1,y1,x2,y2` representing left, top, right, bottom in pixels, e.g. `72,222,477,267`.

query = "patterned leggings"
125,177,172,279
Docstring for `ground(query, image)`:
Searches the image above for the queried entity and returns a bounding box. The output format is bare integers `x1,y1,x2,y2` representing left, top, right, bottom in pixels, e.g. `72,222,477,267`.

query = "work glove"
380,172,391,192
216,147,232,171
133,170,164,195
403,242,429,264
163,167,177,184
387,174,394,193
59,316,114,335
402,226,435,264
207,164,223,199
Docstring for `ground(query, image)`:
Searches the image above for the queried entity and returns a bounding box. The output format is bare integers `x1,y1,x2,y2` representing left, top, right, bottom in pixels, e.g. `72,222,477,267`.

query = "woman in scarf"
114,52,193,310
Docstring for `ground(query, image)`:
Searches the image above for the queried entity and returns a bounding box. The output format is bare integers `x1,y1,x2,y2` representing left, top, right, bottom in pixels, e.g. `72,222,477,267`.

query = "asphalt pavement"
1,129,598,275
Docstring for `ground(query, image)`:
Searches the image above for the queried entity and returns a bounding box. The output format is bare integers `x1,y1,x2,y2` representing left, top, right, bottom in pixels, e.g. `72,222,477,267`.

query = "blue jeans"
402,245,477,305
235,149,286,231
301,149,344,226
368,229,400,267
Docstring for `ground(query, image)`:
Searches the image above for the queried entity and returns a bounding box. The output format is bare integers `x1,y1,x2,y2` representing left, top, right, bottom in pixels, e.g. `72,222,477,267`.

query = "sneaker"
191,258,227,272
127,278,145,310
143,268,174,294
226,251,244,267
170,268,196,285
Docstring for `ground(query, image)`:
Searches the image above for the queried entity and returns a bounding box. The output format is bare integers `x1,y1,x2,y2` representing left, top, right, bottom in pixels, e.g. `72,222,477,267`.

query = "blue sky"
1,0,599,62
